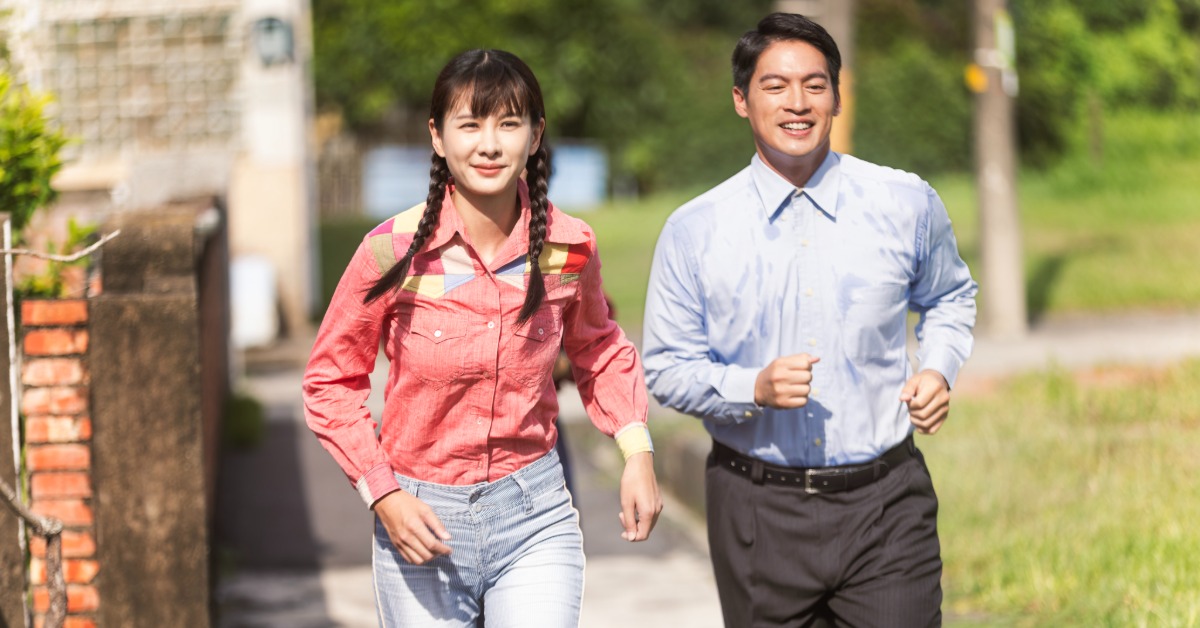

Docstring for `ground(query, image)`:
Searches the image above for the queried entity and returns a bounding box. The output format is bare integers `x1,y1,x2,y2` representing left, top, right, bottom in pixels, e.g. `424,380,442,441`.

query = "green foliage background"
314,0,1200,189
313,0,773,192
0,72,67,237
853,0,1200,174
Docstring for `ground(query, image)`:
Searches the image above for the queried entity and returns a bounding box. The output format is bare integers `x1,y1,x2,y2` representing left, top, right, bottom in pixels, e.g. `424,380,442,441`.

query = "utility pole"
775,0,856,153
971,0,1027,338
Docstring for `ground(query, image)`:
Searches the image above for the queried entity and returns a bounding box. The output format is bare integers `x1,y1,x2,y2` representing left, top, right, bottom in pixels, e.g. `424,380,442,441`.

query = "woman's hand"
374,490,452,565
618,452,662,542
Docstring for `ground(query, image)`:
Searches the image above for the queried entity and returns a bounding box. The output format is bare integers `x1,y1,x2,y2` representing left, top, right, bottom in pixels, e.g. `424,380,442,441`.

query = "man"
642,13,977,627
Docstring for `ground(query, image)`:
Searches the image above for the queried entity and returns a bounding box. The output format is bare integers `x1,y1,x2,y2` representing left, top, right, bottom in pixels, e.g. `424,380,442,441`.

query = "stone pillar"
89,208,211,626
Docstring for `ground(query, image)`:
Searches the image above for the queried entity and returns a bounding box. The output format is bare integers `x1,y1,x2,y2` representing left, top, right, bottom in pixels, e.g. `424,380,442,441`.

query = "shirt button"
805,288,814,297
808,412,814,418
538,328,544,335
473,504,482,513
801,239,810,247
433,329,442,338
814,438,822,446
487,321,495,329
476,418,482,425
811,388,820,398
743,411,753,418
807,338,817,346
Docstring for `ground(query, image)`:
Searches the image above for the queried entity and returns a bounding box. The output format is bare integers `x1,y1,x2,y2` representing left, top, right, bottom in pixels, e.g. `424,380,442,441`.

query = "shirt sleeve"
641,219,763,424
910,184,979,387
561,235,649,436
302,239,400,508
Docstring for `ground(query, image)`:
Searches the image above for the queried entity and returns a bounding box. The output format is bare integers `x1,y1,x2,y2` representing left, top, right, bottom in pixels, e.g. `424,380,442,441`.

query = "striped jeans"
373,449,585,627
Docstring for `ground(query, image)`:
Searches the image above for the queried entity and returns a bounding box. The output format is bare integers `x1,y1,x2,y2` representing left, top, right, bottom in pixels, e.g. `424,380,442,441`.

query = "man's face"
733,40,839,181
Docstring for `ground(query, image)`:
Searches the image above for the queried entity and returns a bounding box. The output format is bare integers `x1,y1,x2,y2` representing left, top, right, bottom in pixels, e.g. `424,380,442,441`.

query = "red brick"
30,499,93,527
34,616,98,628
25,416,92,444
30,558,99,585
31,473,92,499
32,584,99,612
27,445,90,471
22,300,88,326
30,531,96,558
23,358,86,387
24,329,90,356
21,387,88,415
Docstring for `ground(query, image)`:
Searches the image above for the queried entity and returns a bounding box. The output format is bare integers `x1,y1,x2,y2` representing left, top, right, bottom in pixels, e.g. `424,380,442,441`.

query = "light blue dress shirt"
643,152,977,466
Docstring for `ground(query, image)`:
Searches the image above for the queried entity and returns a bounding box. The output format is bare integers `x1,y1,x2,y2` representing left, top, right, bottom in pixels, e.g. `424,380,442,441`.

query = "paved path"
216,310,1200,626
216,350,723,627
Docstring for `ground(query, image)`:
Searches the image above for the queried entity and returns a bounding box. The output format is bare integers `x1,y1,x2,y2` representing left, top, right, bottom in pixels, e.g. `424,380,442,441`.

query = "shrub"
0,72,68,238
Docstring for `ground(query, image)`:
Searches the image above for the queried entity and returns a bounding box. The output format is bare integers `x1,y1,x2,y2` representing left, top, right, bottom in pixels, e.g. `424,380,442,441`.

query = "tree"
311,0,773,191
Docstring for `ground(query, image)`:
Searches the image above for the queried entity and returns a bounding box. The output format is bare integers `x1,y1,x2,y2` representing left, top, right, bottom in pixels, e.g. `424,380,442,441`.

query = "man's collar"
750,152,842,221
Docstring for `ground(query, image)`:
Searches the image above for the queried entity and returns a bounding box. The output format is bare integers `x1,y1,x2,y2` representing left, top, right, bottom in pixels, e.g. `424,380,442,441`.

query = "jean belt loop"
514,474,534,514
750,460,765,485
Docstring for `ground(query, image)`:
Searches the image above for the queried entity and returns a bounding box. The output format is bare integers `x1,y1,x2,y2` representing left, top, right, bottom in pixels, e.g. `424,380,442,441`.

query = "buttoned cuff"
919,350,963,389
356,463,402,509
715,365,763,422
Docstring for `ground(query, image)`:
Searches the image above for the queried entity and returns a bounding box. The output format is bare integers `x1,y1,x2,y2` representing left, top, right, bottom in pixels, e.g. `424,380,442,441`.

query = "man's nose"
786,86,809,112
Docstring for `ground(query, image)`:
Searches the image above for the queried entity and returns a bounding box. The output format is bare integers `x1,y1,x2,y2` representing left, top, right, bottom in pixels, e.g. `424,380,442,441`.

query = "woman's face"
429,99,543,201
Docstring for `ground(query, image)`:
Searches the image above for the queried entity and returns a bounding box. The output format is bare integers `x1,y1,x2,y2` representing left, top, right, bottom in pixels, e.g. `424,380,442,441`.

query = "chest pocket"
403,316,471,389
841,284,907,365
505,308,563,388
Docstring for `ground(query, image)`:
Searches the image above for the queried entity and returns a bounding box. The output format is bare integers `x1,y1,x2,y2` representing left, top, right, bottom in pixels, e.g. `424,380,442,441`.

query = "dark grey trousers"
705,443,942,628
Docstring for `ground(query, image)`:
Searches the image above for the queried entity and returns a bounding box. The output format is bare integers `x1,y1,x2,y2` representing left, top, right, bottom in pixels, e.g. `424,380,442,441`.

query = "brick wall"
21,299,99,628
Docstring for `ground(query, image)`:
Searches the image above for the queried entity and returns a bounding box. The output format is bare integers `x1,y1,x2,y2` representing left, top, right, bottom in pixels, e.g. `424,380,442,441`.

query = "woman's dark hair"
363,49,551,325
732,13,841,104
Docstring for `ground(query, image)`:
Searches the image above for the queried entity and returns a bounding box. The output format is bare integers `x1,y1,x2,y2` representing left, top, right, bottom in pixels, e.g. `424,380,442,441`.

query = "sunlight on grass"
925,359,1200,625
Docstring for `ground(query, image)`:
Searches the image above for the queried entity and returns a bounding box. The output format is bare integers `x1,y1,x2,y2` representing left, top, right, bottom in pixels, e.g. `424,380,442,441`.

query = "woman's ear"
530,118,546,154
429,119,446,157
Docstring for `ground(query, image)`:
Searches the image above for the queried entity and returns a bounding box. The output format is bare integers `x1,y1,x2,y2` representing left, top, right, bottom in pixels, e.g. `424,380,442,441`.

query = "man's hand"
754,354,821,408
900,369,951,434
373,490,452,565
618,452,662,542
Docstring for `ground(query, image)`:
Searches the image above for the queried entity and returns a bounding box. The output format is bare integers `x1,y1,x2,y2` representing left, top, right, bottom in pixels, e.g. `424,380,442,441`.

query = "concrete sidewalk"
215,310,1200,626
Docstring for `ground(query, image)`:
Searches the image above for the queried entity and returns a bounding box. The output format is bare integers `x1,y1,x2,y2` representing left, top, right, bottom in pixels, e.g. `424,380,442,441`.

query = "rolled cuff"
356,463,402,508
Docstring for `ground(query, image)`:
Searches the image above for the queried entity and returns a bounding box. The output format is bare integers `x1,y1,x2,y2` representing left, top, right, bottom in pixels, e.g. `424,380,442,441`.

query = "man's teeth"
782,122,813,130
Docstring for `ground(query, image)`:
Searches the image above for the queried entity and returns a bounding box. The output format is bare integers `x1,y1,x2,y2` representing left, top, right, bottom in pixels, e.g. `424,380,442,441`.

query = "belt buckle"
804,468,819,494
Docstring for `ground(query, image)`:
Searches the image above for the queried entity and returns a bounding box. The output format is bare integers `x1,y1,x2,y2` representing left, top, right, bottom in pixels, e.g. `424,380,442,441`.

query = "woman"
303,49,661,627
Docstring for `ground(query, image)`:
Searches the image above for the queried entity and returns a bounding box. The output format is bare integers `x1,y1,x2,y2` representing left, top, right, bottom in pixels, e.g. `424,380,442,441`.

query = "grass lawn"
927,360,1200,625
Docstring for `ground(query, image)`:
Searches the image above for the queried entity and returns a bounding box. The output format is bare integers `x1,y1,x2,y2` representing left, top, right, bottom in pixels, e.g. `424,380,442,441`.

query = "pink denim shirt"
303,181,648,506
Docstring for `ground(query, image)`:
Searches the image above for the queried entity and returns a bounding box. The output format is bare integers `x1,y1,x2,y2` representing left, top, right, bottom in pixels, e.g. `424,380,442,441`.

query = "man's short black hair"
732,13,842,101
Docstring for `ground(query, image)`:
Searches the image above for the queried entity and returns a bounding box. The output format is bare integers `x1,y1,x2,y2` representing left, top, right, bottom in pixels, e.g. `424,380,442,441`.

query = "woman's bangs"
461,67,536,120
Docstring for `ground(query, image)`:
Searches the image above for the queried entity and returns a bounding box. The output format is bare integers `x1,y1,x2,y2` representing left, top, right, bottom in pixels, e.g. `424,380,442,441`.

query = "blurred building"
1,0,317,341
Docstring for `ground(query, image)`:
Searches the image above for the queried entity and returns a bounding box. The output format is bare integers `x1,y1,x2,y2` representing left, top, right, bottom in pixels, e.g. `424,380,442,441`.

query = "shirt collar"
426,178,588,252
749,151,842,221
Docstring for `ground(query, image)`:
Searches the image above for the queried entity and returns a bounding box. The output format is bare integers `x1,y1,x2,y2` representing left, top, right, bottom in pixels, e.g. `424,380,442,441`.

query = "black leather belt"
712,435,916,494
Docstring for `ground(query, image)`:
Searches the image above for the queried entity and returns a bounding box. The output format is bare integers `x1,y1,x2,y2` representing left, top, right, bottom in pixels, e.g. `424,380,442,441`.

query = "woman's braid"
364,155,451,304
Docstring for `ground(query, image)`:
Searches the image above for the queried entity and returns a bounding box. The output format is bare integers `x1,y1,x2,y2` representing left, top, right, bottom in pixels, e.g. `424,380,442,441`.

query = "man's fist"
754,354,821,409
